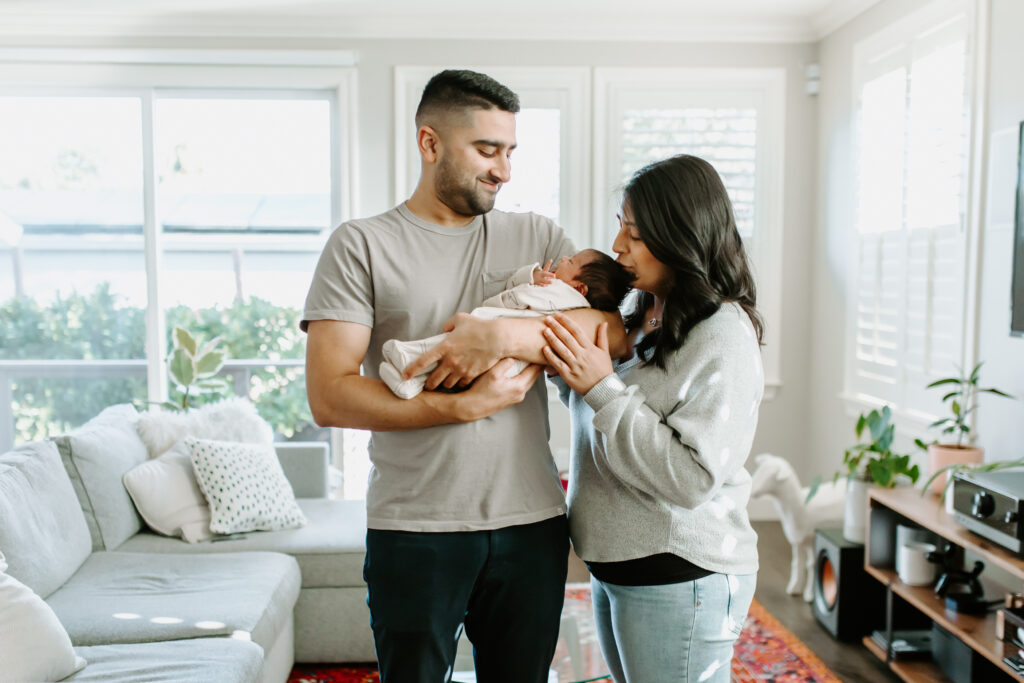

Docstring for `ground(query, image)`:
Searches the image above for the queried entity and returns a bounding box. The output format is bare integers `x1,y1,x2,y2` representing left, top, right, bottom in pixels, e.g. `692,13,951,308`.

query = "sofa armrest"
275,442,330,498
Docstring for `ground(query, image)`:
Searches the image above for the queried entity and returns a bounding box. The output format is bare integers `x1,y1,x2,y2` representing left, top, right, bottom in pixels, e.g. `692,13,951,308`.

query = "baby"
379,248,633,399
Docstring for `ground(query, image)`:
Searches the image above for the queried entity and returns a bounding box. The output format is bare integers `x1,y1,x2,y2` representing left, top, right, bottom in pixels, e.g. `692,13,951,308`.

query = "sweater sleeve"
583,313,762,509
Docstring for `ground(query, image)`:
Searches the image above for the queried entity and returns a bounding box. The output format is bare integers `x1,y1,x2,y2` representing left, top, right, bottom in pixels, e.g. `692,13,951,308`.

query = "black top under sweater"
586,553,713,586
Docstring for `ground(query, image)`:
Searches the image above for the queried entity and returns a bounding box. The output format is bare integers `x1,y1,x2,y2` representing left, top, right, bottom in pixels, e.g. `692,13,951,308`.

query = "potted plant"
915,362,1014,500
808,405,920,543
161,326,230,412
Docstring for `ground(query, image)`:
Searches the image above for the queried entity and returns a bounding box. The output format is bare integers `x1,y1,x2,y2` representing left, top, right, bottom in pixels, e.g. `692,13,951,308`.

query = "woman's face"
612,200,673,298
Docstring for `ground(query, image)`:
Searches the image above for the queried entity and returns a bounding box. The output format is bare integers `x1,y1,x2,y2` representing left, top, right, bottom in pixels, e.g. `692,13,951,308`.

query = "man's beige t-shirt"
302,203,575,531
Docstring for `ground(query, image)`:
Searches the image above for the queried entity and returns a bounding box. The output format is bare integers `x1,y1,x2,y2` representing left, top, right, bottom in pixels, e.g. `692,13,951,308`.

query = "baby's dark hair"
415,69,520,127
576,250,633,312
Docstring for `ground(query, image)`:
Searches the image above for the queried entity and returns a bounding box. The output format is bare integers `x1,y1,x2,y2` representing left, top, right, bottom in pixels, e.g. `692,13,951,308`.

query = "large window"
846,2,972,423
0,50,356,459
595,68,786,394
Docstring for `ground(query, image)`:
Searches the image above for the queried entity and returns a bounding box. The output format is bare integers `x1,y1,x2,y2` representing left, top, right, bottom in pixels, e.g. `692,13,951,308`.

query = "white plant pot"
843,478,873,543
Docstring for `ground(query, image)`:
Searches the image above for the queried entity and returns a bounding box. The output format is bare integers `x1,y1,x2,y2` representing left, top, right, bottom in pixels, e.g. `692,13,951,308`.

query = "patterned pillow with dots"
185,437,307,534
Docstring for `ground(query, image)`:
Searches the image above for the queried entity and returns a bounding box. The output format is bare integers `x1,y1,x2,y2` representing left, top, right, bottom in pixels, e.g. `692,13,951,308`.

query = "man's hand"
533,260,557,286
453,359,544,422
403,313,504,390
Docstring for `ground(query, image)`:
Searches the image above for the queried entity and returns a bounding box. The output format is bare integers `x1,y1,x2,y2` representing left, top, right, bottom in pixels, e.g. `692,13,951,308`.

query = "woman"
541,154,764,683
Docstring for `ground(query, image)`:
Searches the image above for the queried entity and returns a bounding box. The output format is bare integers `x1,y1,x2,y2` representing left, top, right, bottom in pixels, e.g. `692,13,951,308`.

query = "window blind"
851,30,968,415
621,107,757,239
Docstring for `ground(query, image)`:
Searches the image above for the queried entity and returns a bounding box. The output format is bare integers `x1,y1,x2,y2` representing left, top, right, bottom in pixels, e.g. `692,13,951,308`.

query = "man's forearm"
310,373,470,431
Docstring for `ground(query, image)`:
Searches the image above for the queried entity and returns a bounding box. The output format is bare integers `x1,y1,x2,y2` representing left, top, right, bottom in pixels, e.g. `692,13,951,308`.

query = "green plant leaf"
173,326,197,355
806,476,821,503
168,347,194,386
195,350,224,376
982,387,1014,398
197,335,222,358
914,438,930,450
855,414,866,438
952,400,961,417
926,378,961,388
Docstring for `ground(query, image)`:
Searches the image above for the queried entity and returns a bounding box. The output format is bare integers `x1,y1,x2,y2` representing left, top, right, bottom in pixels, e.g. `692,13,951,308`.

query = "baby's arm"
533,260,556,286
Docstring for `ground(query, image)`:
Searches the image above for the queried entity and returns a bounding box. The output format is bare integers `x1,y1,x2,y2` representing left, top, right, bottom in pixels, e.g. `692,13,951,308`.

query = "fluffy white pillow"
122,440,213,544
136,397,273,458
0,551,87,682
186,438,307,534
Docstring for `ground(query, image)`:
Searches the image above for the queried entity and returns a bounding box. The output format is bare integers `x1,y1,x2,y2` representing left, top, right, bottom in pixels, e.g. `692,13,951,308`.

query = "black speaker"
812,527,885,641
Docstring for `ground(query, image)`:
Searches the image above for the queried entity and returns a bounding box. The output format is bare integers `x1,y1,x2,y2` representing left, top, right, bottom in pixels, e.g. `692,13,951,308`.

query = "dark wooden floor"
752,520,897,682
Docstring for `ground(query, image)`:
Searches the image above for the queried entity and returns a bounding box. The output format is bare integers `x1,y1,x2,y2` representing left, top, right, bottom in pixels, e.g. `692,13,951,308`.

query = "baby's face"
553,250,597,284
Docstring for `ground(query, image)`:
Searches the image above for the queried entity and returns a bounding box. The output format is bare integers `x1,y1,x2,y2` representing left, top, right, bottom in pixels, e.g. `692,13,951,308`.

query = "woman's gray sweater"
560,302,762,576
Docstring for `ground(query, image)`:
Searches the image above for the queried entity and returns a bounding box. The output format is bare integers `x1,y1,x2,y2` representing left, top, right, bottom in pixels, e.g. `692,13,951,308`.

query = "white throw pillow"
0,551,87,682
186,438,307,534
122,440,213,543
136,397,273,458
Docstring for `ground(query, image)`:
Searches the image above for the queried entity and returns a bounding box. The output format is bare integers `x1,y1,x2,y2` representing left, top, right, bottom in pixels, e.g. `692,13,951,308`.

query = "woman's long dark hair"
623,154,764,368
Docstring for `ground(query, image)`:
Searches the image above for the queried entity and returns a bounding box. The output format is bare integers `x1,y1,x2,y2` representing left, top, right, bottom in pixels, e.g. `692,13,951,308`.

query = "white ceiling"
0,0,883,43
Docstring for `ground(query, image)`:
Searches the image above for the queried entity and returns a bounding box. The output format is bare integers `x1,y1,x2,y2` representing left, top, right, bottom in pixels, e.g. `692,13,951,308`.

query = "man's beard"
436,155,497,217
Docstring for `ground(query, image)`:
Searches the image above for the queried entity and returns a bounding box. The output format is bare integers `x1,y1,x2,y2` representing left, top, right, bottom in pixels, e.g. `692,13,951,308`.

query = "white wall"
812,0,1024,480
1,32,820,470
975,0,1024,458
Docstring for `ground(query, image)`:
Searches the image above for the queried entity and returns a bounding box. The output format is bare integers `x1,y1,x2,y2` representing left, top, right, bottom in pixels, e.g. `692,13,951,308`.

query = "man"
302,69,621,682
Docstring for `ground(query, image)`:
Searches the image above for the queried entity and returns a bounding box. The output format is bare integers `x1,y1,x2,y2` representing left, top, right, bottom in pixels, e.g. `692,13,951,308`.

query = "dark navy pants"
363,515,569,683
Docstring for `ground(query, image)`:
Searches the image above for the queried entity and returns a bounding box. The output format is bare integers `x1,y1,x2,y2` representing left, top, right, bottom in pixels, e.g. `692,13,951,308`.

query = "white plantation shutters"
621,107,758,239
850,9,969,416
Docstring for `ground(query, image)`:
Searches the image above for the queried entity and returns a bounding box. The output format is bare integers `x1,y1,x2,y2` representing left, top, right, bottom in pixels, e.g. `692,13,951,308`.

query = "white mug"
897,541,937,586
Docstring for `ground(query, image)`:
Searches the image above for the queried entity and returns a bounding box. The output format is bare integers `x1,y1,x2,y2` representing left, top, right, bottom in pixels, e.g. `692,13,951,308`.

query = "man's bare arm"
305,319,541,430
405,308,628,390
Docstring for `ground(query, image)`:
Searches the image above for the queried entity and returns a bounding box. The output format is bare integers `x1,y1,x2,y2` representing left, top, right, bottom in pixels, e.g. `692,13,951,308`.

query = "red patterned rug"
289,586,839,683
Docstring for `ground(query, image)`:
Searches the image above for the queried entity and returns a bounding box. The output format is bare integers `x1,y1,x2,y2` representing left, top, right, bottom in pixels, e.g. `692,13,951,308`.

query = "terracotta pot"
926,443,983,496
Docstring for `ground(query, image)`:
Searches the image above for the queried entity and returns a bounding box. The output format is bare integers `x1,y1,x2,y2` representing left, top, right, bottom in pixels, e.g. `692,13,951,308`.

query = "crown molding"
0,10,826,44
810,0,884,39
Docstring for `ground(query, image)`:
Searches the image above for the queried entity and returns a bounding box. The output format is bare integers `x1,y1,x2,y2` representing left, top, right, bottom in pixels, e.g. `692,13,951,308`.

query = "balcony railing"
0,358,303,451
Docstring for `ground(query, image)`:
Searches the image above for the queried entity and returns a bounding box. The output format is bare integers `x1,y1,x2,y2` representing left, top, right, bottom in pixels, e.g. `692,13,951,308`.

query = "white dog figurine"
749,453,845,602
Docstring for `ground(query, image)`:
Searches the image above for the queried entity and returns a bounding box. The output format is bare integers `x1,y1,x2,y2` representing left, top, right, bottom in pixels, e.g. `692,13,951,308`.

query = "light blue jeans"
591,572,756,683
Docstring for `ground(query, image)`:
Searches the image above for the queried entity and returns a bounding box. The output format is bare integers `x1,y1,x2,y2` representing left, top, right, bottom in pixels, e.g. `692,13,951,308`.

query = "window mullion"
141,88,167,405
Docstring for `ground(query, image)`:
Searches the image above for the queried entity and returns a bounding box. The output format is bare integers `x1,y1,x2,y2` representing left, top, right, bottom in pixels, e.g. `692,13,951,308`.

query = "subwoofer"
812,527,885,640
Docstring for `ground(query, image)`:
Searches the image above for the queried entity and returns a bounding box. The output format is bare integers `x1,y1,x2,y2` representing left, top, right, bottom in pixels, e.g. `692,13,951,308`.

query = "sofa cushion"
66,638,263,683
54,404,149,551
122,440,213,544
116,498,367,587
0,440,92,598
187,437,307,534
47,551,300,653
0,551,87,682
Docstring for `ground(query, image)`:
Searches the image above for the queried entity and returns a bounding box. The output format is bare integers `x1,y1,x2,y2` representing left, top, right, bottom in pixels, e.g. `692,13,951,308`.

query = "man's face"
434,108,517,217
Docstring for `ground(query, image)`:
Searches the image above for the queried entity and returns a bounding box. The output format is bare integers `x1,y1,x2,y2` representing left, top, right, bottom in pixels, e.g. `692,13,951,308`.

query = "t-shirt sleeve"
300,223,375,332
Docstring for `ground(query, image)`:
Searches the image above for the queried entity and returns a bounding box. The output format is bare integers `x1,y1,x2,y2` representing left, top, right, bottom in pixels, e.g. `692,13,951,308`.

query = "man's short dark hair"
577,251,633,312
415,70,520,127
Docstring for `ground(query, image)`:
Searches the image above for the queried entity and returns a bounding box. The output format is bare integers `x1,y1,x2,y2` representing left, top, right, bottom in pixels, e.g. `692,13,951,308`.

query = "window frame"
842,0,979,432
0,49,357,449
593,67,786,398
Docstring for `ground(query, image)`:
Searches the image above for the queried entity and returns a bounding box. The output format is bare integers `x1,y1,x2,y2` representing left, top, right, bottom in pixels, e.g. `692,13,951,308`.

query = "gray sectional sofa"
0,404,376,683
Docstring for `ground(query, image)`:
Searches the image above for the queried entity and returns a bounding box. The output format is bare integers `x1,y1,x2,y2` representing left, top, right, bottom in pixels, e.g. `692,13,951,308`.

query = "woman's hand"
403,313,502,389
454,359,543,422
541,312,614,395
